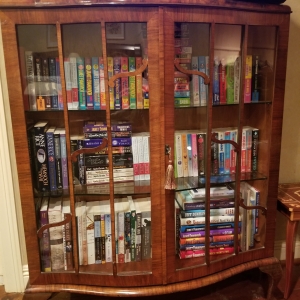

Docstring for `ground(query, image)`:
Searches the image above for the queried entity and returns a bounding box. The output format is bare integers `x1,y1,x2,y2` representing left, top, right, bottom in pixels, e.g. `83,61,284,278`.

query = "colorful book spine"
244,55,252,103
175,133,183,178
213,58,220,105
191,133,198,177
77,57,86,110
181,133,189,177
100,214,105,263
121,57,129,109
226,62,234,104
46,127,57,191
113,57,122,110
197,133,205,176
219,58,226,104
179,247,235,259
124,211,131,263
132,135,140,181
64,57,73,110
62,200,73,270
54,128,63,189
136,57,143,109
180,214,236,226
224,130,231,174
187,133,193,177
35,56,45,111
137,135,145,180
94,214,101,264
252,55,259,102
69,56,79,110
107,57,114,110
92,57,100,110
86,210,95,265
230,129,237,174
180,207,235,218
251,128,259,172
117,211,125,263
129,57,136,109
180,241,234,251
211,132,218,175
85,57,93,110
99,57,106,110
135,212,142,261
143,135,150,181
234,56,241,104
180,227,238,238
218,130,225,174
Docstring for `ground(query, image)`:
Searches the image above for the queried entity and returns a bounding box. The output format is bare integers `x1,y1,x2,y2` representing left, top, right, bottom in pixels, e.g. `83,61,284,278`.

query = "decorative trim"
0,24,27,293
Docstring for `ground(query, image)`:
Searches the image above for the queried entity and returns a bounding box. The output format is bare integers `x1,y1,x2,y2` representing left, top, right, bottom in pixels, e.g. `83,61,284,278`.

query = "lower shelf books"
179,247,235,259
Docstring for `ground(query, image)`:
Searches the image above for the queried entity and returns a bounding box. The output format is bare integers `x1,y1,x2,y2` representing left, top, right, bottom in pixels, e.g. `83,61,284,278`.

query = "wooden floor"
1,264,300,300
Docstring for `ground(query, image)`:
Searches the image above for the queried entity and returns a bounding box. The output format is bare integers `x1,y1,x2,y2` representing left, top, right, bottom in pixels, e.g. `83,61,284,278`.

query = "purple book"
180,227,240,239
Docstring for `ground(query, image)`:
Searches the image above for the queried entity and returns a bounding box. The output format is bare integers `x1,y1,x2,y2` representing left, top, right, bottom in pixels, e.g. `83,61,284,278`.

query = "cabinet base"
24,257,282,299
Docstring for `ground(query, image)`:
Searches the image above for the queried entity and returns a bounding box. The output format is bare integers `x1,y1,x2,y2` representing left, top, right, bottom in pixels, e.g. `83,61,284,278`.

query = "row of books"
76,196,151,265
174,126,259,178
70,121,150,185
23,51,149,111
28,121,69,193
39,197,73,272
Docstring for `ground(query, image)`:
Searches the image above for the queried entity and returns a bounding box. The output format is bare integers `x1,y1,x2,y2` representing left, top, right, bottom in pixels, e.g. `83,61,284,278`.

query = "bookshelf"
0,0,290,298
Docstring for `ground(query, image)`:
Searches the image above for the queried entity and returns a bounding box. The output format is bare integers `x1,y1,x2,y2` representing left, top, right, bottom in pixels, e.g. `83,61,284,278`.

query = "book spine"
191,133,198,177
85,57,93,110
124,211,131,263
141,210,151,260
60,130,68,189
40,208,51,272
34,124,50,191
121,57,129,109
135,212,142,261
63,213,73,270
179,247,234,259
226,62,234,104
35,56,45,111
213,58,220,105
69,56,79,110
92,57,100,110
244,55,252,103
54,130,63,189
25,51,37,111
117,212,125,263
99,57,106,110
86,212,95,265
46,129,57,191
197,133,205,176
211,132,218,175
187,133,193,177
136,57,143,109
180,241,234,251
94,214,101,264
56,57,63,110
230,130,237,174
180,215,236,226
137,135,145,180
64,57,73,110
48,57,58,109
182,199,235,211
113,57,122,110
246,127,252,173
180,227,238,238
143,135,150,181
132,136,139,181
191,57,200,106
175,133,183,178
181,133,189,177
107,57,114,110
252,128,259,172
241,128,247,173
234,56,241,104
41,57,52,110
218,131,225,174
224,131,231,174
100,214,106,264
180,207,235,218
219,58,226,104
77,57,86,110
105,214,112,263
129,57,136,109
130,208,136,261
252,55,259,102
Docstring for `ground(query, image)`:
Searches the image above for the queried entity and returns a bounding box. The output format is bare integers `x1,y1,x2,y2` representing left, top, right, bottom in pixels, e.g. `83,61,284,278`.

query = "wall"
0,0,300,292
274,0,300,260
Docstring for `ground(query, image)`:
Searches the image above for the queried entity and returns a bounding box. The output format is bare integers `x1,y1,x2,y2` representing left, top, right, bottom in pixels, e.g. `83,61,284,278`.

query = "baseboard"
274,239,300,261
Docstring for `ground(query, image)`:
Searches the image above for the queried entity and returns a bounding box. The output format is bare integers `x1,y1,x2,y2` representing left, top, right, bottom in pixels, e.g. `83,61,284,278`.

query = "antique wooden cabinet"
0,0,291,298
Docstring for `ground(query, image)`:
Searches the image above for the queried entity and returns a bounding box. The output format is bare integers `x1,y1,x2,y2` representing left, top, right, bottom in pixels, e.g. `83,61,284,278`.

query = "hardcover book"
48,57,58,109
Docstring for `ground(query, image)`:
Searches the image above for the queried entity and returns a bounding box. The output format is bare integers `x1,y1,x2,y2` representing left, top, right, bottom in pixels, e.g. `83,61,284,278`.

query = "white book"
86,201,101,265
131,136,140,181
48,197,64,271
105,214,112,263
143,134,150,180
180,214,237,226
188,186,234,199
137,135,145,180
69,56,79,109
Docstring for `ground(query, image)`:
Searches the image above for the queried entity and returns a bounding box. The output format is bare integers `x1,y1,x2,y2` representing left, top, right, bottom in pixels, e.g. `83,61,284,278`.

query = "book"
105,213,112,263
244,55,252,103
48,57,58,109
100,213,106,264
99,57,106,110
113,57,122,110
128,196,136,261
141,198,151,260
24,51,37,111
39,197,51,272
179,241,234,251
251,128,259,172
46,127,57,191
94,214,101,264
191,56,200,106
180,214,236,226
191,133,198,177
48,197,64,271
211,132,219,175
35,56,45,111
188,186,234,199
136,57,143,109
107,57,114,109
226,61,234,104
180,207,235,218
175,133,183,178
179,247,235,259
217,130,225,174
129,56,136,109
197,133,206,176
62,199,73,270
85,57,93,109
77,57,86,110
33,121,50,192
121,56,129,109
219,58,226,104
180,227,239,238
91,57,100,110
54,128,63,189
234,56,241,104
117,211,125,263
124,211,131,263
56,57,63,110
213,57,220,105
59,128,68,189
252,55,259,101
64,57,73,110
69,56,79,109
181,133,189,177
76,201,87,265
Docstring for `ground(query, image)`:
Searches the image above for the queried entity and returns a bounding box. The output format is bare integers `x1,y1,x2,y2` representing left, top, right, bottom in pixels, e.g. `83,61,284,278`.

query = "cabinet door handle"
37,213,72,238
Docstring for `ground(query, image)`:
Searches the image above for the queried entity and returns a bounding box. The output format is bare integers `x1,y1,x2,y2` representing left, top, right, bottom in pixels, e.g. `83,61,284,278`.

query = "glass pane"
173,22,210,267
16,24,74,273
105,22,152,275
61,23,113,274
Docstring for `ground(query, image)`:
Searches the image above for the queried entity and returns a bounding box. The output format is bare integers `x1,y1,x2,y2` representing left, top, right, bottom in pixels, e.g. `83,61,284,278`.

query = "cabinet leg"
284,220,299,299
259,260,282,300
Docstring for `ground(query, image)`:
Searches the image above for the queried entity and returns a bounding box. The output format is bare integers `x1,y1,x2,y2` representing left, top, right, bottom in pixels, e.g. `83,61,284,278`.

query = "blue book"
92,57,100,110
48,58,58,109
213,58,220,105
46,126,57,191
